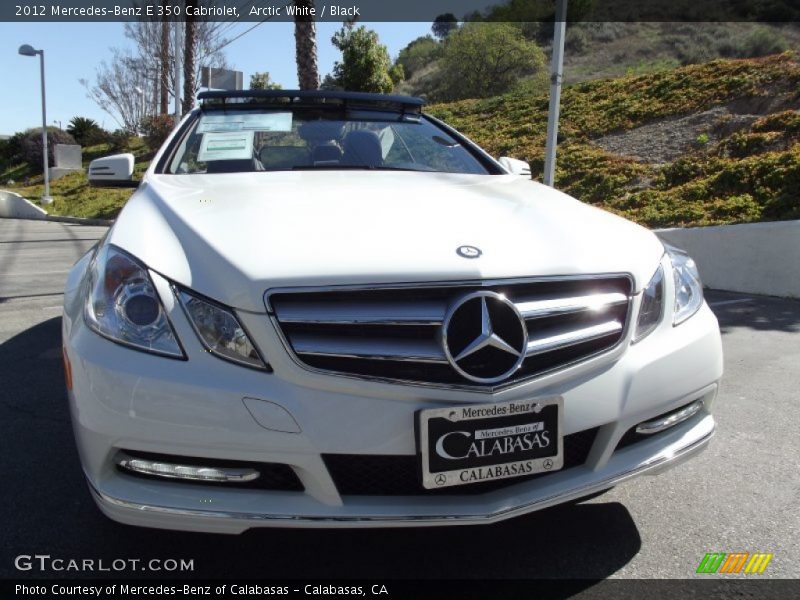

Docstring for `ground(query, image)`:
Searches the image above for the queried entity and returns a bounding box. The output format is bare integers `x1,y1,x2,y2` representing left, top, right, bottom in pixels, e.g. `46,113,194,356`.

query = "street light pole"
543,0,567,187
19,44,52,205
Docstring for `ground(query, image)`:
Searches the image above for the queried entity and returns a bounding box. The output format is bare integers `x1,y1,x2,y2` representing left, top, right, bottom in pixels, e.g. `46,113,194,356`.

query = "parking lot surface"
1,219,798,580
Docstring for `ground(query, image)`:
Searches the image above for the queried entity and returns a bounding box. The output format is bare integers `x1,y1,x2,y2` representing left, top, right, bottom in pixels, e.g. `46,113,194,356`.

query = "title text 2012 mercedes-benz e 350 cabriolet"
63,90,722,532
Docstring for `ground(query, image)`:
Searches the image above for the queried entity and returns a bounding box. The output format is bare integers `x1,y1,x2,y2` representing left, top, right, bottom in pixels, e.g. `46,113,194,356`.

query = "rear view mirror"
88,153,138,188
498,157,531,177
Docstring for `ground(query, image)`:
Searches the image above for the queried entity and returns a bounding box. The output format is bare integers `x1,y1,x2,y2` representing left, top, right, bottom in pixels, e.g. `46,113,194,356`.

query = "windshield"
165,108,493,175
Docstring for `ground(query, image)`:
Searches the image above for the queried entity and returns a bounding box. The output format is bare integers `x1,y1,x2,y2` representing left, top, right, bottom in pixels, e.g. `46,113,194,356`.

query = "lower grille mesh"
323,427,600,496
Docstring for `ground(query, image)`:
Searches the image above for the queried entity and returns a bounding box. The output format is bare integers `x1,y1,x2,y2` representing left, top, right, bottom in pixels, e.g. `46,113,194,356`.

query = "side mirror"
88,153,138,188
498,156,531,177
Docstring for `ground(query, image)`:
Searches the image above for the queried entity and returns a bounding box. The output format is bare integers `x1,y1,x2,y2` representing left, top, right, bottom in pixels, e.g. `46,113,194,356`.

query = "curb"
0,189,113,226
0,213,114,227
43,214,113,226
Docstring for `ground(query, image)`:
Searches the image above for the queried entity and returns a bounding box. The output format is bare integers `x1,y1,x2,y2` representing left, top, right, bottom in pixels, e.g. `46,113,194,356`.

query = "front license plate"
417,397,563,489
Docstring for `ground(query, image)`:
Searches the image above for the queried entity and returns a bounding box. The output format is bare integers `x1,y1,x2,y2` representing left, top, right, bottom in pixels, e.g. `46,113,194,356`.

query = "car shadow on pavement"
706,290,800,335
0,317,641,582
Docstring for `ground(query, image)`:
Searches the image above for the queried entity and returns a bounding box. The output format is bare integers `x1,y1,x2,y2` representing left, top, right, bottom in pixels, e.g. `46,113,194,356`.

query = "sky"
0,20,434,136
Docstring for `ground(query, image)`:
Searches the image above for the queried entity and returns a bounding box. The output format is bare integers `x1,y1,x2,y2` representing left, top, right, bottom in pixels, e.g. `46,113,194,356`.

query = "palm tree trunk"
294,0,319,90
182,0,196,114
159,16,169,114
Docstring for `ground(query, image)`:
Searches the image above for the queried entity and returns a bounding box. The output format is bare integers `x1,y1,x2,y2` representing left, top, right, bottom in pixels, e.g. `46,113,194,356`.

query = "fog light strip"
635,400,703,435
117,455,260,483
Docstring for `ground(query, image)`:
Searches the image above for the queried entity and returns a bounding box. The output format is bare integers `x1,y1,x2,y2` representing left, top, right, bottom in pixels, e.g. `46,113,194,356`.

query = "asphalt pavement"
1,218,798,581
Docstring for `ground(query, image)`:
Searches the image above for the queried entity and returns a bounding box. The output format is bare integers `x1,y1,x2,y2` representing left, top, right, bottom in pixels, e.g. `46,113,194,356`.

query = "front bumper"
88,413,714,532
64,255,723,533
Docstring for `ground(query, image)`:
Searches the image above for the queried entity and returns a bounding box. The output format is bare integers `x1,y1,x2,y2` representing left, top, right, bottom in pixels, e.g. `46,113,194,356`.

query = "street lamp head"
18,44,40,57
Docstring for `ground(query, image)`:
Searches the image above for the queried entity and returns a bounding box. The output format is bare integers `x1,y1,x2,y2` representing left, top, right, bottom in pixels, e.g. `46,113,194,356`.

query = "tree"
319,73,342,91
294,0,319,90
159,12,169,114
66,117,103,146
250,72,282,90
432,14,458,40
329,23,397,93
395,35,441,80
80,49,150,132
83,2,230,129
182,0,197,114
438,23,545,101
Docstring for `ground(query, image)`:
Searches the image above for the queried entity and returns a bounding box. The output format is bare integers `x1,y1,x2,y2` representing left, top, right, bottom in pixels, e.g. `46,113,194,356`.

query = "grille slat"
293,334,448,363
270,276,632,388
517,291,628,320
525,319,622,357
275,300,446,325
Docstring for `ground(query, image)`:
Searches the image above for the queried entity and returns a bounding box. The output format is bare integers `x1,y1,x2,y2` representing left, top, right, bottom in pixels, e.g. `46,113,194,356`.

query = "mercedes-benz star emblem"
441,291,528,384
543,459,553,470
435,474,447,486
456,245,482,259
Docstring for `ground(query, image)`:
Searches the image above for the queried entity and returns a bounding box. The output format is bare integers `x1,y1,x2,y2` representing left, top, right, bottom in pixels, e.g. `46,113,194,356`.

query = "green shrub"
140,115,175,151
396,36,441,80
742,27,788,58
108,129,134,152
18,127,77,172
66,117,106,146
438,23,545,101
0,133,24,165
565,27,589,54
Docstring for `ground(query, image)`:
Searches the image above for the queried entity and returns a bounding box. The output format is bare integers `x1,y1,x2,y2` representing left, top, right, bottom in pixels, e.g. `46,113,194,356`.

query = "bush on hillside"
19,127,77,172
438,23,545,101
565,27,589,54
66,117,107,146
140,115,175,151
108,129,134,152
741,27,788,58
395,36,441,80
0,132,25,165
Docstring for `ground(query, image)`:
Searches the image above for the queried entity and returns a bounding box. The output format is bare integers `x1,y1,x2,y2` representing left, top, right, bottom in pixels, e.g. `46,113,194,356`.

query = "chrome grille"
268,276,632,388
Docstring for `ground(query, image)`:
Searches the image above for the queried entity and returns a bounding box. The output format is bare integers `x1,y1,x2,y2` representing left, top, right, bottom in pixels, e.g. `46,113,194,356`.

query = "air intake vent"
323,427,600,496
268,276,632,388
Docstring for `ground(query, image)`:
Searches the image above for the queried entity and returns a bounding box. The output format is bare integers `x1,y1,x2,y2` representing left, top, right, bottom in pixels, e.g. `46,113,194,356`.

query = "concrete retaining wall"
2,188,798,298
656,220,800,298
0,190,46,219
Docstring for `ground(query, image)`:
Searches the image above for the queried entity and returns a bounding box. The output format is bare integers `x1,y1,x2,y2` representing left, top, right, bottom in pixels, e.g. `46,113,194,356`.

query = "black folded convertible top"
198,90,425,114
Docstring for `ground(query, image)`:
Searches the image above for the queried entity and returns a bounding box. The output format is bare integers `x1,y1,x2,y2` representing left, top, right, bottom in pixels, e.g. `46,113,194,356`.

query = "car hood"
109,171,664,312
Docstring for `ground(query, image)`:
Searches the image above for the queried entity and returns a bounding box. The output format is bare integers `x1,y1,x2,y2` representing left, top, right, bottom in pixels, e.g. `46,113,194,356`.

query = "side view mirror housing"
88,153,138,188
498,156,531,177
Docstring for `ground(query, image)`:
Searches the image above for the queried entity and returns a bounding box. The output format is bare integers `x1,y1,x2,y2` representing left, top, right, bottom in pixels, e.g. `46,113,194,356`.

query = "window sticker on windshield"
197,113,293,133
197,131,254,162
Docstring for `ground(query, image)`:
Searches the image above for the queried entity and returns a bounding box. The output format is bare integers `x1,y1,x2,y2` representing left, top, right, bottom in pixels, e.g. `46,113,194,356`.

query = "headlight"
667,245,704,325
634,264,665,342
84,245,184,358
177,289,268,370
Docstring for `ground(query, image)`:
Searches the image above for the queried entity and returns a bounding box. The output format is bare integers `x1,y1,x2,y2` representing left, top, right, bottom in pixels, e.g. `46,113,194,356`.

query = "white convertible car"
63,90,723,533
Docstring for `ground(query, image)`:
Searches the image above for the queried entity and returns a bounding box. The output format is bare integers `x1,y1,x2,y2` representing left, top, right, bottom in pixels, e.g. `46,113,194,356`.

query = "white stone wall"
656,220,800,298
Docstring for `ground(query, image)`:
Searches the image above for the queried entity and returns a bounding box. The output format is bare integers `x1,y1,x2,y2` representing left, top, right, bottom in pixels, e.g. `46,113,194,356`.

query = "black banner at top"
3,0,800,23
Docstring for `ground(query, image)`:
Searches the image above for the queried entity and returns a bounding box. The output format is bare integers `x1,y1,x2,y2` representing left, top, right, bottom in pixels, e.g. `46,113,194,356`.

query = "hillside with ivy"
428,52,800,227
2,53,798,227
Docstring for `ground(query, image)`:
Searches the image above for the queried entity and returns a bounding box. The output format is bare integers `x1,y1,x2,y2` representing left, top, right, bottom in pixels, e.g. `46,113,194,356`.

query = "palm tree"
182,0,197,114
293,0,319,90
66,117,101,145
159,14,169,114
